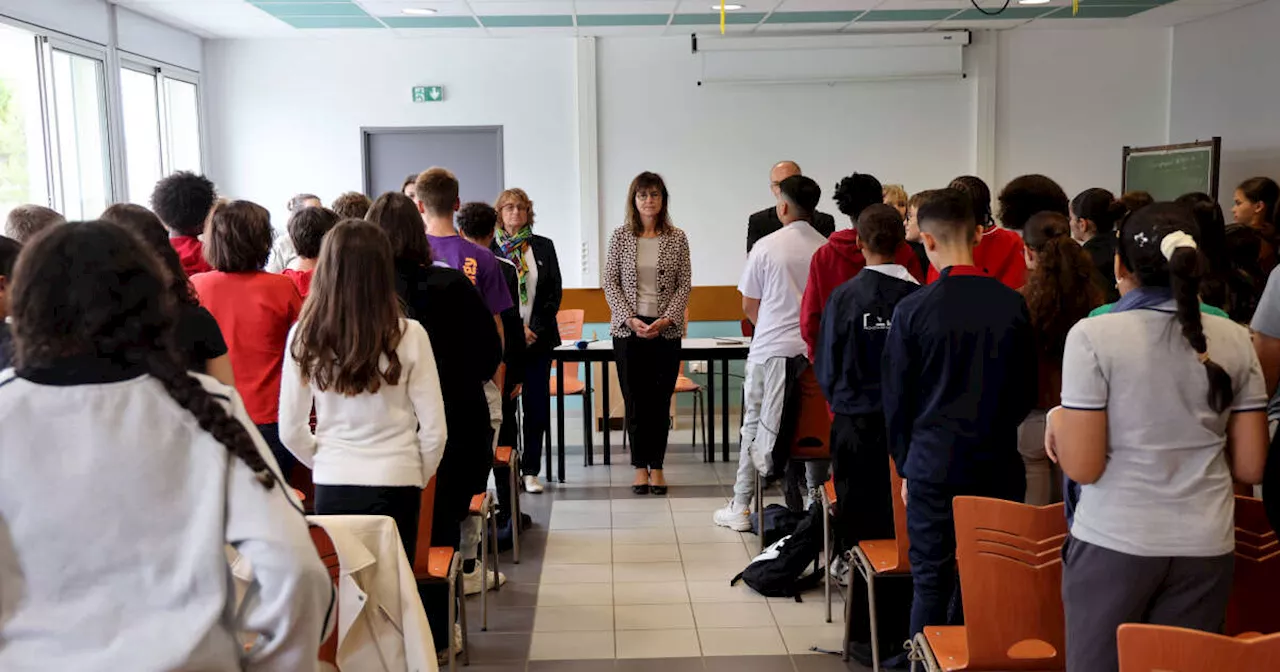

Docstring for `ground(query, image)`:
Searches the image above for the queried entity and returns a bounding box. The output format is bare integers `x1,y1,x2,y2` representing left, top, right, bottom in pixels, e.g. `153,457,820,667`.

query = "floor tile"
698,626,788,656
553,499,611,513
796,654,869,671
769,599,837,627
541,563,612,584
614,603,696,630
613,543,682,563
704,654,796,671
465,632,532,663
670,496,733,512
543,543,612,565
686,579,766,603
611,526,677,545
491,582,539,607
528,660,616,672
550,511,614,530
616,657,706,672
528,630,615,660
466,604,535,633
611,511,674,528
461,663,528,672
679,542,751,564
610,498,672,513
547,529,613,545
613,580,690,605
612,561,685,582
682,560,742,582
672,511,720,527
533,605,615,632
615,628,703,658
535,582,614,607
677,525,751,544
780,624,845,655
692,601,777,628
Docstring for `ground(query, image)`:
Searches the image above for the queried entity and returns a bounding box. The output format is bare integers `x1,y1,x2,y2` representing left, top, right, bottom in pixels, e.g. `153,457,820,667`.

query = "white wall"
0,0,201,70
202,35,580,279
995,27,1171,202
597,36,976,286
118,7,202,71
1171,0,1280,209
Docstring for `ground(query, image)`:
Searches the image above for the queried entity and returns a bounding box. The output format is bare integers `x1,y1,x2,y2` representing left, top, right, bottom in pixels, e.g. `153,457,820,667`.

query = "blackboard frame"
1121,137,1222,202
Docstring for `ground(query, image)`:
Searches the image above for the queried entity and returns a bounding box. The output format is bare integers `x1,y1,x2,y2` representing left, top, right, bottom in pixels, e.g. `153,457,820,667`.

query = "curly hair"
832,173,883,221
331,191,373,220
11,221,276,488
151,171,217,237
101,203,198,307
1022,212,1104,361
998,174,1069,231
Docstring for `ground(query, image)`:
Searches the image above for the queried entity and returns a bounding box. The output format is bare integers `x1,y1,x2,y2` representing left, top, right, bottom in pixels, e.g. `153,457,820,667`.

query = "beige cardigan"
603,224,693,339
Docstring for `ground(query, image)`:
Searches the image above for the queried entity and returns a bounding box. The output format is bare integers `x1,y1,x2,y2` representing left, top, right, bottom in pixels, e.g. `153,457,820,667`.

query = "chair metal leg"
699,390,707,451
690,391,697,450
511,454,521,564
822,492,832,623
756,470,766,555
459,560,470,666
910,632,939,672
851,548,882,672
491,501,501,593
842,560,855,661
447,555,457,672
480,504,488,631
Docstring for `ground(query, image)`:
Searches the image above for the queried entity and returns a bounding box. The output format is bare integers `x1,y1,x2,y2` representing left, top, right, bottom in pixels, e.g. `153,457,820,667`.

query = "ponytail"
1167,246,1234,412
147,352,278,489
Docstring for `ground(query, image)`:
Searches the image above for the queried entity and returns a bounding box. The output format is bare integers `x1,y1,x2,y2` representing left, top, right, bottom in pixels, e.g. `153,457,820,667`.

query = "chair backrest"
1117,624,1280,671
413,476,438,577
556,309,585,379
1226,495,1280,636
788,367,832,461
887,461,910,572
952,497,1068,670
309,525,341,664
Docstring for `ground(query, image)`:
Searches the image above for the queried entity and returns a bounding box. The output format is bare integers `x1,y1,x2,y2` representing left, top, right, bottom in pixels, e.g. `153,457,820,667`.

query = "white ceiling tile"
575,0,679,14
579,24,671,34
754,22,852,31
774,0,879,10
873,0,967,9
358,0,471,15
844,20,941,30
387,27,484,37
673,0,766,13
126,1,295,37
943,18,1031,28
485,26,578,34
468,1,574,14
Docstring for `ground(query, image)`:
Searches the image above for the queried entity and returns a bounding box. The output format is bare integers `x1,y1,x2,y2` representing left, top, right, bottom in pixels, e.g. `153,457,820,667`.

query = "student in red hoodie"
800,173,924,359
927,175,1027,288
151,171,217,276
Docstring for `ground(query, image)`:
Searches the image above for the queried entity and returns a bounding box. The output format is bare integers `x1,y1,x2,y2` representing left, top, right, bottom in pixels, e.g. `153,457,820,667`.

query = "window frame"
41,35,113,219
120,52,203,179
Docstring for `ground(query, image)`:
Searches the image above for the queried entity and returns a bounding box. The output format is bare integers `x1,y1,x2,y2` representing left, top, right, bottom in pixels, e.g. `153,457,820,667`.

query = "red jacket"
925,225,1027,288
800,229,925,360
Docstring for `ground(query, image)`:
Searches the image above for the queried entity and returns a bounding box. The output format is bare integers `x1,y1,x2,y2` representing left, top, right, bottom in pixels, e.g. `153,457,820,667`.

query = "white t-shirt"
738,220,826,364
279,318,448,488
520,246,539,326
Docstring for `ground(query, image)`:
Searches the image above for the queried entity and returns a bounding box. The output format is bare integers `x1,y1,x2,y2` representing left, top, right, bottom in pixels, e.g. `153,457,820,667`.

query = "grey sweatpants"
1062,535,1233,672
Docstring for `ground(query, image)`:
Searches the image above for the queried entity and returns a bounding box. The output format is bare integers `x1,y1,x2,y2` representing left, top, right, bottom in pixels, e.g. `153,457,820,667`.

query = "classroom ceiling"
116,0,1260,38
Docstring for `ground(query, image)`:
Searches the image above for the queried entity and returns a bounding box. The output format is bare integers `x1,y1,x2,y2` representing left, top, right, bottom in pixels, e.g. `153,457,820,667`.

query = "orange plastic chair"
308,525,341,665
1226,495,1280,637
467,491,500,631
414,476,465,671
846,462,910,669
1117,624,1280,671
549,309,586,396
494,445,521,564
819,477,839,623
912,498,1068,672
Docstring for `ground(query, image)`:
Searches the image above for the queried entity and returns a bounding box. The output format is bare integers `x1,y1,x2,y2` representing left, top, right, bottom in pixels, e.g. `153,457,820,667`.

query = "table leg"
721,358,731,463
583,362,594,467
602,363,611,466
556,358,566,483
706,359,716,463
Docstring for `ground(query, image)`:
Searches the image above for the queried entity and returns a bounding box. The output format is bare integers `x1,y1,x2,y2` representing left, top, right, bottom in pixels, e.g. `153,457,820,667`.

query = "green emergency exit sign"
412,85,444,103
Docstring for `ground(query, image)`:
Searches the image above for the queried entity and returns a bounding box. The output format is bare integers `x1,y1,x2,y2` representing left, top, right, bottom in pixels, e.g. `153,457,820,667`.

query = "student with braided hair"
1047,203,1270,672
0,221,330,671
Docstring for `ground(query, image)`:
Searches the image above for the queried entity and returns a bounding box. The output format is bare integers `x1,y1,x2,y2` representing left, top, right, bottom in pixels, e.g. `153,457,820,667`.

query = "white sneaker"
523,475,544,494
712,500,753,531
463,565,507,595
453,623,463,654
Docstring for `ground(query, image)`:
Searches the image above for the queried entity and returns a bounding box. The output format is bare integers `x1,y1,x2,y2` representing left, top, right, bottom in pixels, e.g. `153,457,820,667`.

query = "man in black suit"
747,161,836,252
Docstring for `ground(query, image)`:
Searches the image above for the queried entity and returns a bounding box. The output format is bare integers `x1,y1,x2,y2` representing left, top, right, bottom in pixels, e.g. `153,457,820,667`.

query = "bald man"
746,161,836,252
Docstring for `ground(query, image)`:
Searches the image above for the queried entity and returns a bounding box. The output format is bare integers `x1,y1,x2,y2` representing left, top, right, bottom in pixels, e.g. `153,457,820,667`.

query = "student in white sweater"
279,218,447,563
0,221,330,671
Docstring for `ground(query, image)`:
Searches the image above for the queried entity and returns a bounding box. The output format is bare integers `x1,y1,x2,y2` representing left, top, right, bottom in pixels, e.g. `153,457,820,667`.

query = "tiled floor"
463,422,868,672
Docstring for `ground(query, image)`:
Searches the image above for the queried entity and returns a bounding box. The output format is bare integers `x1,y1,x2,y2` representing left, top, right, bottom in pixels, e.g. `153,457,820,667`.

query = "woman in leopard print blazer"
603,171,692,495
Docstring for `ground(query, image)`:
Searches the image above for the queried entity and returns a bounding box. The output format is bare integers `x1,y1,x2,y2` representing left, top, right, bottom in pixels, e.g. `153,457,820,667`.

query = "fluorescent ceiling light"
715,4,746,10
1017,0,1051,4
402,7,439,15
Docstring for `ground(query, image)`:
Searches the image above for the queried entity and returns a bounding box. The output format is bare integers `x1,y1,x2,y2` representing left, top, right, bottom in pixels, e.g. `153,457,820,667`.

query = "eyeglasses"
501,204,529,212
636,191,663,202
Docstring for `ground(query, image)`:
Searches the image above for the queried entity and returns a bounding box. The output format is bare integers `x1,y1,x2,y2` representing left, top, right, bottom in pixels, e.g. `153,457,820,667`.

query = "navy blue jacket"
815,268,920,416
881,266,1037,485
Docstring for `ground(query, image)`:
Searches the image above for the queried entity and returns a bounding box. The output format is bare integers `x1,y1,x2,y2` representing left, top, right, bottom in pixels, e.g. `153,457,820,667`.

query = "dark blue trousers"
906,474,1024,638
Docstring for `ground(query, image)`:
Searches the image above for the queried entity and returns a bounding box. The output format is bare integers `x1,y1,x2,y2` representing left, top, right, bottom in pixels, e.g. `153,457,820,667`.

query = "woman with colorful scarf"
493,188,563,494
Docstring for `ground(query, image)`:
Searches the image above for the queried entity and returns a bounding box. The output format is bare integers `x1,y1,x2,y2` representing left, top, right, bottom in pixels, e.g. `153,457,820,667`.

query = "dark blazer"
747,207,836,252
492,234,563,354
495,257,528,384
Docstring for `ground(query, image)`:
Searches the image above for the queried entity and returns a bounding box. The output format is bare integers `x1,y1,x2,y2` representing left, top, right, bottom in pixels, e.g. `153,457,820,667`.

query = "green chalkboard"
1122,138,1221,202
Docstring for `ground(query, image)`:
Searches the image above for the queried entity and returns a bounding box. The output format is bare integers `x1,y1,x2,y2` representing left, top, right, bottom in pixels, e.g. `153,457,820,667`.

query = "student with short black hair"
191,201,303,478
1048,203,1269,672
930,175,1027,288
282,206,340,298
151,171,217,276
882,188,1036,644
331,191,372,220
101,203,233,386
0,221,329,670
998,174,1070,232
280,219,447,563
1071,187,1128,301
1121,190,1154,213
4,204,65,244
0,235,20,369
816,204,920,552
267,193,323,274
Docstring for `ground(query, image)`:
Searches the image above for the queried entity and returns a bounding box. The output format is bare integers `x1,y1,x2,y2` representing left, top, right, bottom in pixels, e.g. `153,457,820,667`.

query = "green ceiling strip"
279,15,383,28
381,16,482,28
480,14,575,27
254,2,370,18
764,11,860,24
671,12,767,25
576,14,670,26
1042,4,1153,18
949,6,1058,20
857,9,957,22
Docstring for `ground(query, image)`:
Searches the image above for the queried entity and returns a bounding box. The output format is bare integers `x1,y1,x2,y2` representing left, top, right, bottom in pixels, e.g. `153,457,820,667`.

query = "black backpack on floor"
731,503,825,600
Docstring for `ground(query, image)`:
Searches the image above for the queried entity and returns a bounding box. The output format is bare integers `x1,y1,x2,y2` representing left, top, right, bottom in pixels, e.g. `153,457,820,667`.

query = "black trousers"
614,325,681,470
831,412,895,553
256,422,299,485
512,353,551,477
314,484,422,566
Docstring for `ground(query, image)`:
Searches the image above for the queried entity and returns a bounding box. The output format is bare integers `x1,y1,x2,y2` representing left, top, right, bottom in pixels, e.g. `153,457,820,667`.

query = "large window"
49,48,110,221
164,77,200,174
0,23,49,224
120,67,161,204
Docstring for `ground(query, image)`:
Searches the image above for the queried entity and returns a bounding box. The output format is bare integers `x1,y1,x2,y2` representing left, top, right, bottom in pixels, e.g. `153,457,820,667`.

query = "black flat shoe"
632,484,650,495
650,485,668,496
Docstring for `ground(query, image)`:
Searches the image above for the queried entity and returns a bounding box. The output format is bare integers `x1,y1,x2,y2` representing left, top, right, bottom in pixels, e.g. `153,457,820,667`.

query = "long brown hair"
625,171,672,236
1022,212,1104,360
290,219,405,396
101,203,198,307
367,191,432,267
